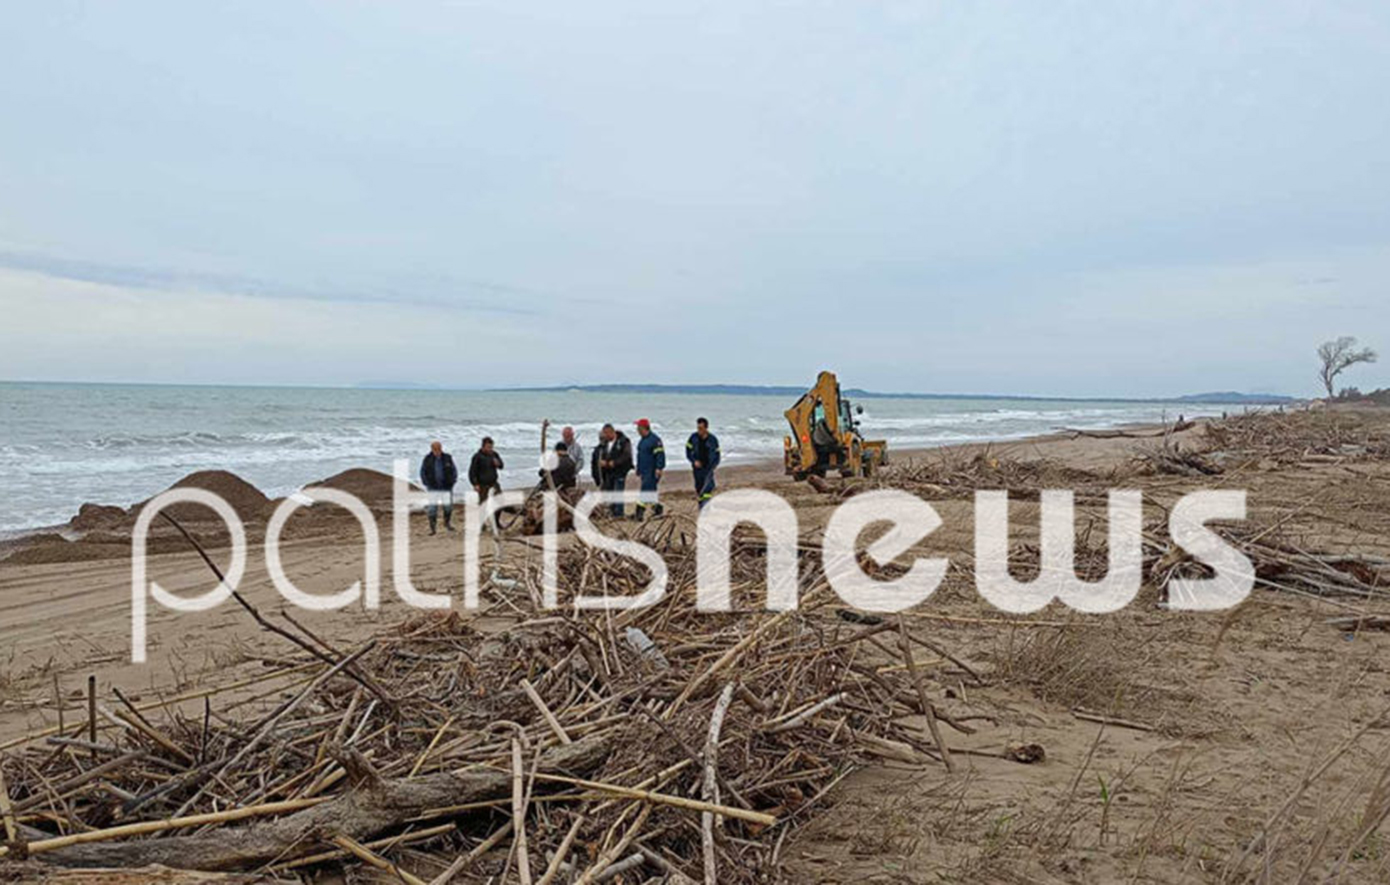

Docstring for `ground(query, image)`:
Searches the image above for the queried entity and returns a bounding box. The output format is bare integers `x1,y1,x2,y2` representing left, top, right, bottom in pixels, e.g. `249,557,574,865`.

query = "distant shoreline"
494,382,1297,406
0,378,1298,405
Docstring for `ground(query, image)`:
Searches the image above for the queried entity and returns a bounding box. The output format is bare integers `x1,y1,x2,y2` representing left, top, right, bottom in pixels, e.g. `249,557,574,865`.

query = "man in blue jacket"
632,418,665,520
686,417,721,509
419,440,459,534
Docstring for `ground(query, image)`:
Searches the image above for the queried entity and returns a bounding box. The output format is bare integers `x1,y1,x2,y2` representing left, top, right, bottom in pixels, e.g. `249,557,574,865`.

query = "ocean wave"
0,388,1231,530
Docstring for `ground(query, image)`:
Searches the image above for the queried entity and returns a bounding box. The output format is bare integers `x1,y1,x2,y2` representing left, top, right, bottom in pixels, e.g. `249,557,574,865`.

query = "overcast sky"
1,2,1387,397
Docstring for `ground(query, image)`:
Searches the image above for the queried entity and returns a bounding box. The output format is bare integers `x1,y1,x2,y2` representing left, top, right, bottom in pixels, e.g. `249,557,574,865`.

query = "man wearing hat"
632,418,666,520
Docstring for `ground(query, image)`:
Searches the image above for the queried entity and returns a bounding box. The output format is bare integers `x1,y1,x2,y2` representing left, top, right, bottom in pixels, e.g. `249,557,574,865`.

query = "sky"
0,1,1387,398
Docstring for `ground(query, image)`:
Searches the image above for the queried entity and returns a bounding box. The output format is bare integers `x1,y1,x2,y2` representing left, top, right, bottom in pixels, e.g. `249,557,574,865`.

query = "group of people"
417,437,506,533
418,418,721,533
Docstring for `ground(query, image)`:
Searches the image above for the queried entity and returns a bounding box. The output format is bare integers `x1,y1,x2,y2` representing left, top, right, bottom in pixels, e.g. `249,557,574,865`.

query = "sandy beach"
0,418,1195,697
7,4,1390,879
3,409,1389,881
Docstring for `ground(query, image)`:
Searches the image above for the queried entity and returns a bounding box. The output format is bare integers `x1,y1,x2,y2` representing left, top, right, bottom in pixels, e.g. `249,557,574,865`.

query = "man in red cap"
633,418,666,520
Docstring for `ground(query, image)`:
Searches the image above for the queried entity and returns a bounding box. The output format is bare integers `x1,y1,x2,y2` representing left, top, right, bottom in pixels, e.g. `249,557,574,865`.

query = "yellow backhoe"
783,371,888,481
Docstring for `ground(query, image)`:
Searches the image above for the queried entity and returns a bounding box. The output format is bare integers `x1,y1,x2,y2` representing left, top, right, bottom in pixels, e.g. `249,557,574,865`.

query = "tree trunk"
2,862,285,884
35,735,610,871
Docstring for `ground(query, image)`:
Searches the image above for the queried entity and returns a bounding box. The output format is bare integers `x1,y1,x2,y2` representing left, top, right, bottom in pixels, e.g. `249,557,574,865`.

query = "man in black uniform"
685,417,721,509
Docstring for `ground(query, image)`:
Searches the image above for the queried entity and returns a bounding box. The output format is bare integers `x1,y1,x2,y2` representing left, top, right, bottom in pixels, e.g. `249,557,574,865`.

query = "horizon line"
0,377,1299,404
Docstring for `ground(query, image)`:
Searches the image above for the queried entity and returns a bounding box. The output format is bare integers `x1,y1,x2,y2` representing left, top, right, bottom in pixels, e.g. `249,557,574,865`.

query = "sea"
0,382,1241,533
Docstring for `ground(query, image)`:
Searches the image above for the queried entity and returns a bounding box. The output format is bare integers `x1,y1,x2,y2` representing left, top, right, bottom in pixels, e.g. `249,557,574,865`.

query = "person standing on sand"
686,417,721,509
469,437,505,504
592,423,633,517
633,418,665,520
561,426,585,483
419,440,458,534
540,441,578,490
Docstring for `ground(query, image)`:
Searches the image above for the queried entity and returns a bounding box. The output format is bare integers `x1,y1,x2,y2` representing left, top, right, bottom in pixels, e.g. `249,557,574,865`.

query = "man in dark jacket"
540,441,578,490
468,437,505,504
419,440,459,534
686,417,721,509
592,423,633,517
633,418,666,520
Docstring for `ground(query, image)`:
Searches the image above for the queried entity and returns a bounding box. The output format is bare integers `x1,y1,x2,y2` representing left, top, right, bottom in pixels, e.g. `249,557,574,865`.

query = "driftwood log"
35,735,611,871
0,863,289,883
0,861,286,883
1061,420,1195,439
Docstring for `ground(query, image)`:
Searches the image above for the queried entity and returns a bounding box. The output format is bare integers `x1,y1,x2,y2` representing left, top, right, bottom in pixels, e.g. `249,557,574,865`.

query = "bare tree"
1317,336,1378,397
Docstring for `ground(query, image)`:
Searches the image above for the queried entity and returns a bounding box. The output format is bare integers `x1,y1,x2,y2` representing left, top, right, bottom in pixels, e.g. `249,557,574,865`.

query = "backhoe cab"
783,371,888,481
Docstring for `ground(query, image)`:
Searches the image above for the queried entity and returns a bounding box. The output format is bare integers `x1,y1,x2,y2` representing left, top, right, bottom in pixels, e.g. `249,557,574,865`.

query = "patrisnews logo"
130,460,1254,662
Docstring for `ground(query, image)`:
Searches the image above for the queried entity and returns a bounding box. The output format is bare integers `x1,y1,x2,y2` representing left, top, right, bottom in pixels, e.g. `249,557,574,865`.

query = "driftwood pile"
857,449,1117,502
868,443,1388,606
1132,436,1223,477
984,505,1390,605
1199,409,1390,468
1145,521,1390,604
0,520,990,884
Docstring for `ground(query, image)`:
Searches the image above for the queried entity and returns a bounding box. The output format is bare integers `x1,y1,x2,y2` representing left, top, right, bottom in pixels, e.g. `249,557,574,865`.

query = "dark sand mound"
141,470,273,523
3,530,227,564
306,468,411,508
3,533,131,565
9,468,418,565
261,468,419,538
63,471,270,535
8,471,271,565
67,502,129,532
9,471,269,565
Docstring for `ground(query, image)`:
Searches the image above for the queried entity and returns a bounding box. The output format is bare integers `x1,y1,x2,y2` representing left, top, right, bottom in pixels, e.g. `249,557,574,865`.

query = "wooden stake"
409,715,456,778
531,773,776,825
0,798,325,857
331,834,429,885
428,820,513,885
512,738,533,884
275,822,454,870
702,683,736,885
537,815,586,885
521,679,572,745
897,616,953,772
53,672,63,736
111,687,195,766
86,675,97,762
0,764,17,842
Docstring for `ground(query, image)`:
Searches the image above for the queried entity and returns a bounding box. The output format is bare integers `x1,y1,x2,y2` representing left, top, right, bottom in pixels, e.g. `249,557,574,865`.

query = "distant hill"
524,383,808,397
1175,391,1298,404
505,383,1296,404
354,380,446,390
350,380,1296,405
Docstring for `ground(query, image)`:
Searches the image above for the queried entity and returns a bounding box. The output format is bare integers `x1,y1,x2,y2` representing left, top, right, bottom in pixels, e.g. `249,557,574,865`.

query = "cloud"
0,266,554,387
0,248,545,315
